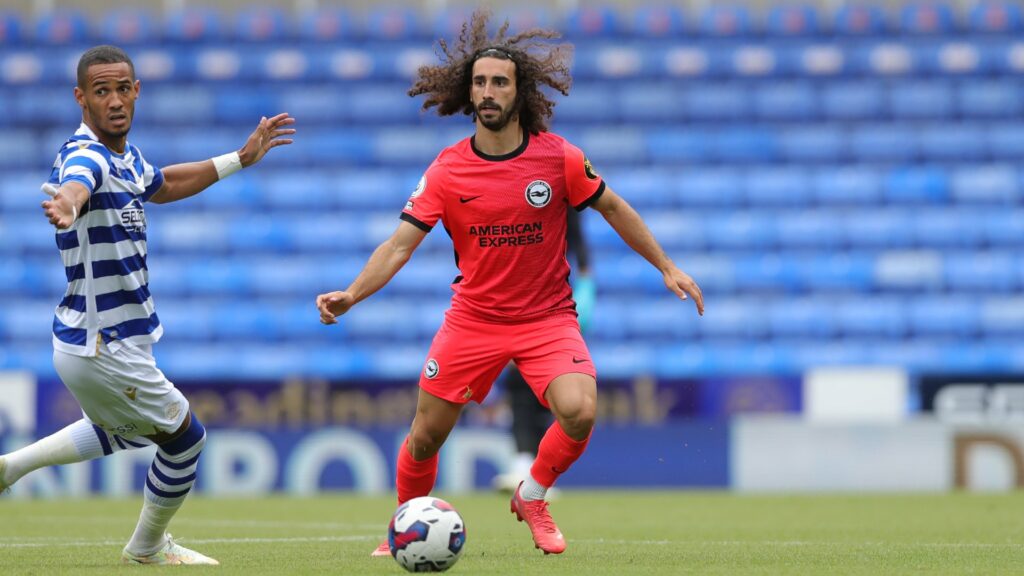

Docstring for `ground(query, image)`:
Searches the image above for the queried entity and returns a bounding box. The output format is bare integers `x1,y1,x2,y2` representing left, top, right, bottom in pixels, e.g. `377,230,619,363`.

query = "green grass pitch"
2,491,1023,575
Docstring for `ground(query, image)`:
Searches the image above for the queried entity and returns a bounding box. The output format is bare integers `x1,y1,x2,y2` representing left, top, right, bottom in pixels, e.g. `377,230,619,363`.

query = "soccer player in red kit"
315,10,703,556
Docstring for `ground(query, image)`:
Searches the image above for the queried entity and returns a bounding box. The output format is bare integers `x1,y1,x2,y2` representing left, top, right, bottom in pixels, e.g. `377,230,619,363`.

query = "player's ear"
73,86,85,109
134,79,141,98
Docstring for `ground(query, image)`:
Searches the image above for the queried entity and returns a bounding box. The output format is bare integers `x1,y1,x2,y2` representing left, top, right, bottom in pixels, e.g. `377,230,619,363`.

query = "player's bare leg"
511,372,596,554
374,388,464,557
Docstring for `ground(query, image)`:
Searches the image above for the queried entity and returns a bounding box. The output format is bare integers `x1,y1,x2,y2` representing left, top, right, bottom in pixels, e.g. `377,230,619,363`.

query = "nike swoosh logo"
572,356,587,364
459,195,482,203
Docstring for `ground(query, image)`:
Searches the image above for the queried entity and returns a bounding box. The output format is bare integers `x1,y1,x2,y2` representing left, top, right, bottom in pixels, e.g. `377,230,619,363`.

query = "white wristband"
212,151,242,180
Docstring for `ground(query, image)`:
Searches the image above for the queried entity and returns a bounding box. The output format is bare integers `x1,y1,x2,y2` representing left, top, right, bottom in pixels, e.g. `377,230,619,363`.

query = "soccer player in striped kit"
316,10,703,556
0,45,295,565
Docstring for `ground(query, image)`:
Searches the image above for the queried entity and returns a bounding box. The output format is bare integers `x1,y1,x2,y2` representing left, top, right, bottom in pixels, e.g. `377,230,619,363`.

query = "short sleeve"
563,140,605,211
400,160,448,232
140,158,164,203
59,147,106,193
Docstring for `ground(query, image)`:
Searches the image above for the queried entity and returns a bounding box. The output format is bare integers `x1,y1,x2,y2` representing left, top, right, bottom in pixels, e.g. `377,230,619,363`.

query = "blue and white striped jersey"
47,123,165,357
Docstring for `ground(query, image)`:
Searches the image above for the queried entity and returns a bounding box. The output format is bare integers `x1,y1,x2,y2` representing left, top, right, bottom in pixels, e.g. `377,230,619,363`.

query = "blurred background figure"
492,207,595,495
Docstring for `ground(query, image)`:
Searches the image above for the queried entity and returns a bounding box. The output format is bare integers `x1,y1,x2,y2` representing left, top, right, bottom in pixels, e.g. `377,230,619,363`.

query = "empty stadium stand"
1,2,1022,379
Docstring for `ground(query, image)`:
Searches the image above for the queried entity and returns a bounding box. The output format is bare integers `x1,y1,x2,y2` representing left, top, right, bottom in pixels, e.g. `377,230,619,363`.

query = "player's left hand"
664,267,704,316
238,112,296,167
316,291,356,325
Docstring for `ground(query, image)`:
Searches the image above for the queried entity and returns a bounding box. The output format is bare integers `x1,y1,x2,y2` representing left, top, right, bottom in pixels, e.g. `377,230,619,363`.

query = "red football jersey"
401,131,605,323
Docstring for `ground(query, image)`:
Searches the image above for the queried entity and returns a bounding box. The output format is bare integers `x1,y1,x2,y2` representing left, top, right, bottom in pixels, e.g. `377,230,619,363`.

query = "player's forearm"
601,196,674,273
149,160,219,204
345,239,414,304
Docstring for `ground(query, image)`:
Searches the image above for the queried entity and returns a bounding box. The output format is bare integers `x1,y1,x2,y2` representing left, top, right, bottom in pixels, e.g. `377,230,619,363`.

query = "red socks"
395,438,439,504
530,422,591,488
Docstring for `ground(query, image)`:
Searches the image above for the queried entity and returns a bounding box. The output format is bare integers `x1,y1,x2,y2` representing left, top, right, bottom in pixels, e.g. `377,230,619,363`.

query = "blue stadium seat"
604,167,676,208
958,80,1021,118
348,83,423,124
775,210,843,248
495,7,557,35
744,167,810,206
836,297,906,337
696,298,767,338
899,2,957,34
699,6,752,37
984,208,1024,245
779,127,844,162
564,6,624,38
821,81,884,120
647,129,714,164
715,128,777,162
0,299,54,340
874,250,943,290
944,251,1017,292
34,10,90,45
166,8,225,42
909,296,978,336
812,166,883,205
298,8,356,42
768,297,837,337
705,212,776,249
642,212,706,250
578,128,647,165
0,130,40,170
0,11,23,44
618,83,682,122
885,166,949,203
889,81,954,119
834,4,888,35
918,124,986,161
851,126,919,162
912,208,985,247
987,124,1024,159
852,42,917,75
980,297,1024,335
969,1,1022,33
143,85,215,125
157,300,214,340
628,5,686,38
572,44,649,80
950,164,1019,203
799,253,875,290
674,169,743,206
235,6,290,42
753,82,818,120
844,210,914,246
431,6,475,40
332,169,410,210
737,252,798,289
344,300,417,339
555,82,619,123
765,5,820,36
99,8,159,44
622,297,699,339
365,6,423,40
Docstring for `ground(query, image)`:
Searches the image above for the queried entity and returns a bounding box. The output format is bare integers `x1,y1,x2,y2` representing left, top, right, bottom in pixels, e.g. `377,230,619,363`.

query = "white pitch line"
0,535,378,549
21,515,383,531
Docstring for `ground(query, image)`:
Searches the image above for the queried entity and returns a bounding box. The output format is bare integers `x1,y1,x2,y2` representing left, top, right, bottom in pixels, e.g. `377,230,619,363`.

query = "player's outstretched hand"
316,291,356,325
664,267,704,316
40,183,77,229
238,112,296,167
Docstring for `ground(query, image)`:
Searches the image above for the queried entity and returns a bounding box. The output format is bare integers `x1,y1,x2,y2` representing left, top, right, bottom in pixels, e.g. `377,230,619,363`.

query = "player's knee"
407,428,445,460
557,394,596,440
158,413,206,457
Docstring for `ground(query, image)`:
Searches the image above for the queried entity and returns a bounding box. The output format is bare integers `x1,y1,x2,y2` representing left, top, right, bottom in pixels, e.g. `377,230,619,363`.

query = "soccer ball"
389,496,467,572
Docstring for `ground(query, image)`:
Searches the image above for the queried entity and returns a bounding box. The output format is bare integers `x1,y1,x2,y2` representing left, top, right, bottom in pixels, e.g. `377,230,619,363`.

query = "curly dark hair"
408,8,573,134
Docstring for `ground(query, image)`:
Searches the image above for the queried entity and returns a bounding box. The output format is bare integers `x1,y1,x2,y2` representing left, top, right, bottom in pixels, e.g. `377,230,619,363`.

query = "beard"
475,102,516,131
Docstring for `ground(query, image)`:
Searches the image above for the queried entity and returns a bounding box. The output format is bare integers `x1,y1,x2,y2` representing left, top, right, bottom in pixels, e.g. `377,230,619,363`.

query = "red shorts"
418,310,596,407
